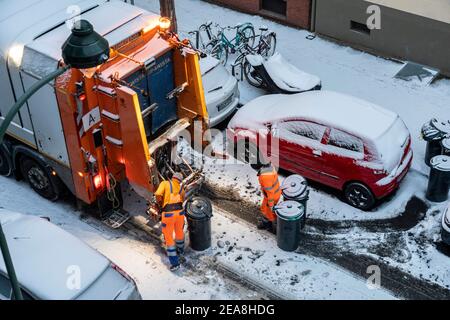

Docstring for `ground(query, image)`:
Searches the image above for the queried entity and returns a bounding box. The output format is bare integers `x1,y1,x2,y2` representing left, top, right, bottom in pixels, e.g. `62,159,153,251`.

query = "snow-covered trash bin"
244,53,321,94
275,201,305,252
442,138,450,157
426,155,450,203
281,175,309,229
422,118,450,166
186,197,213,251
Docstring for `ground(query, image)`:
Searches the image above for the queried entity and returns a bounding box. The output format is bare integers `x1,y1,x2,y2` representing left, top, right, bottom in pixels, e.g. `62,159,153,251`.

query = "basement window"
350,20,371,35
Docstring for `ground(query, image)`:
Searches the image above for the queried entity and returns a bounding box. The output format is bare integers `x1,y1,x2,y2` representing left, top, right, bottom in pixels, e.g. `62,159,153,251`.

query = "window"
0,274,12,299
328,129,364,154
278,121,327,142
262,0,287,16
350,20,371,35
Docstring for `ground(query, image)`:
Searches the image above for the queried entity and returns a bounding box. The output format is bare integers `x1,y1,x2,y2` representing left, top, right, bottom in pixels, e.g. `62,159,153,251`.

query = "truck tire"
20,158,59,201
344,182,376,211
0,145,12,176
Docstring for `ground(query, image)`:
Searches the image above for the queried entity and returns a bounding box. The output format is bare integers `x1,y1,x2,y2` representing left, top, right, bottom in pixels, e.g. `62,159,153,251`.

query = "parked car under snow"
0,210,142,300
442,203,450,246
228,91,413,210
200,56,240,127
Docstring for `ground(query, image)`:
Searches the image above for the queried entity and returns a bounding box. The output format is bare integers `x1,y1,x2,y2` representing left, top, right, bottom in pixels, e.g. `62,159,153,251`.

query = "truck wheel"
0,146,12,176
20,158,58,201
344,182,376,211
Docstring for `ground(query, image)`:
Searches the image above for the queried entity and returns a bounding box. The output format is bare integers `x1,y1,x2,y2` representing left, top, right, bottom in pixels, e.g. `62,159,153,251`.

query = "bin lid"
430,155,450,172
275,201,304,221
432,118,450,135
186,197,213,220
422,119,450,141
281,175,308,199
442,138,450,151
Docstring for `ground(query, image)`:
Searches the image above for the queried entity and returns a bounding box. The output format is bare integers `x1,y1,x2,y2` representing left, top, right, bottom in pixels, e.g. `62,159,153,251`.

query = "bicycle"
204,22,256,65
254,26,277,58
232,42,265,88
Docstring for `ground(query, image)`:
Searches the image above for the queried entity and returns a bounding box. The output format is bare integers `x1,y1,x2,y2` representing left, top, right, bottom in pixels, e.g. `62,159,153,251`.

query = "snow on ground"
211,207,395,299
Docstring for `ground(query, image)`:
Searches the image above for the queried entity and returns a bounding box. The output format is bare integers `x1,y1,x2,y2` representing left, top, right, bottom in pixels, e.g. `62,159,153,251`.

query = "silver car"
200,56,240,127
0,210,141,300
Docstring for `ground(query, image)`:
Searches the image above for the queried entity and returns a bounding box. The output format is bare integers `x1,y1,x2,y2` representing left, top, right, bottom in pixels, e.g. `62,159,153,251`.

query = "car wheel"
20,158,59,201
0,145,12,177
344,182,376,211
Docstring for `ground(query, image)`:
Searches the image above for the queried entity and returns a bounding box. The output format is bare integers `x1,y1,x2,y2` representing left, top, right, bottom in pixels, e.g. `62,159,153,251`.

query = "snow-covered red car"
227,91,413,210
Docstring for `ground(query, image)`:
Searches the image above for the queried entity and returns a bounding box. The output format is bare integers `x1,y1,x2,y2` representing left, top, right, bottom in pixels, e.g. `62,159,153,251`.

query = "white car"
0,210,141,300
200,56,240,127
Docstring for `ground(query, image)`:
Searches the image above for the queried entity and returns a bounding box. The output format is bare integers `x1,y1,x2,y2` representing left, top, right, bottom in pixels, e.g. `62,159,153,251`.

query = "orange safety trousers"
161,181,185,260
258,166,281,222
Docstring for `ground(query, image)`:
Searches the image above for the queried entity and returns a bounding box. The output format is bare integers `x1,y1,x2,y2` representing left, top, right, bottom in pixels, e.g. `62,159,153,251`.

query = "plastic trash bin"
185,197,213,251
281,175,309,229
426,155,450,203
422,119,450,166
442,138,450,157
275,201,305,252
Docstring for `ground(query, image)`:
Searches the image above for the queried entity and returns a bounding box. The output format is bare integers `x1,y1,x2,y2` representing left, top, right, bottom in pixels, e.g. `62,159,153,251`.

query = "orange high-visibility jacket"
155,179,185,212
258,165,281,208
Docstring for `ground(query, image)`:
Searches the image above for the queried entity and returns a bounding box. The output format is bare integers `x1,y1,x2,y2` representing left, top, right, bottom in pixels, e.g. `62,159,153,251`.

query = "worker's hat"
173,172,184,182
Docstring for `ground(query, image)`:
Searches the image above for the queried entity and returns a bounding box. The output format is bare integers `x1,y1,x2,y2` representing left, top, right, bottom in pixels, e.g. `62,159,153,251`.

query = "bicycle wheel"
211,42,229,65
261,33,277,58
239,26,256,49
244,60,264,88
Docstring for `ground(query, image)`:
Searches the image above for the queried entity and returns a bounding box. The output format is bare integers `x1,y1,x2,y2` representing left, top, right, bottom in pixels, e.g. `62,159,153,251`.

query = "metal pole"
0,65,69,300
159,0,178,33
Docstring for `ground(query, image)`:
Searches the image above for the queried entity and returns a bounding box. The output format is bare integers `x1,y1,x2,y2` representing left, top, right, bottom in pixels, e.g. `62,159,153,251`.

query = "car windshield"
374,117,409,172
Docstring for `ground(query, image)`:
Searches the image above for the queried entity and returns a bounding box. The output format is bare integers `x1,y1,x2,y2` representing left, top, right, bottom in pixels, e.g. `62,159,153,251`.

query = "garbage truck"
0,0,210,227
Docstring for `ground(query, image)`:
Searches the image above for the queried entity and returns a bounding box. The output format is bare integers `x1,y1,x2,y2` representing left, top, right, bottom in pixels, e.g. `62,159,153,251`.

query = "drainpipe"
310,0,317,32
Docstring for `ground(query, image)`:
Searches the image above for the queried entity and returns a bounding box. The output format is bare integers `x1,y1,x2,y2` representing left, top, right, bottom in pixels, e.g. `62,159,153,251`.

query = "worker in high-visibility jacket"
154,172,186,271
255,162,281,232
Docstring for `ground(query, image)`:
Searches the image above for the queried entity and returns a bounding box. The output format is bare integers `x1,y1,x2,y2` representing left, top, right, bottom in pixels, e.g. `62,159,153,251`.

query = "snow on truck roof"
0,1,159,68
229,91,399,140
0,210,110,300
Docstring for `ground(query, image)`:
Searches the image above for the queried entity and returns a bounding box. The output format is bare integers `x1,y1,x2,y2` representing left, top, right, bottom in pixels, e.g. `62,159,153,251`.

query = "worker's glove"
146,205,161,221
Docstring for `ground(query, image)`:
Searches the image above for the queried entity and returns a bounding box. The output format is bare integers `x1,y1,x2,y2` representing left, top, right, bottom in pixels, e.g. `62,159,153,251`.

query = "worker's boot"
257,218,272,230
169,256,180,272
270,221,277,235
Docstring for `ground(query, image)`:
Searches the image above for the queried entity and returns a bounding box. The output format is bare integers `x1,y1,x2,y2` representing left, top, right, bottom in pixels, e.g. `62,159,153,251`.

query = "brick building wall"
208,0,312,30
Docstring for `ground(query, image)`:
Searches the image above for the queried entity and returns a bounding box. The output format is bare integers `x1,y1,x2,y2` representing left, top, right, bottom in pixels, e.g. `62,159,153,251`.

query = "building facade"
208,0,450,76
314,0,450,76
207,0,312,29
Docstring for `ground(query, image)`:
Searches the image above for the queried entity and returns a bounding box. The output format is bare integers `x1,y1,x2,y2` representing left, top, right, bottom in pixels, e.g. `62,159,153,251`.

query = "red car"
228,91,413,210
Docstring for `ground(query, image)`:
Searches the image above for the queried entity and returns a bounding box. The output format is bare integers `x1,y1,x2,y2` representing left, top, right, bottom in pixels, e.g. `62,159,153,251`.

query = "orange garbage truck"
0,0,209,227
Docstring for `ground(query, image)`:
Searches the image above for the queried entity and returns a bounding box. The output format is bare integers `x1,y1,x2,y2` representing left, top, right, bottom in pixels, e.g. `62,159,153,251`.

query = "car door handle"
312,150,322,157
